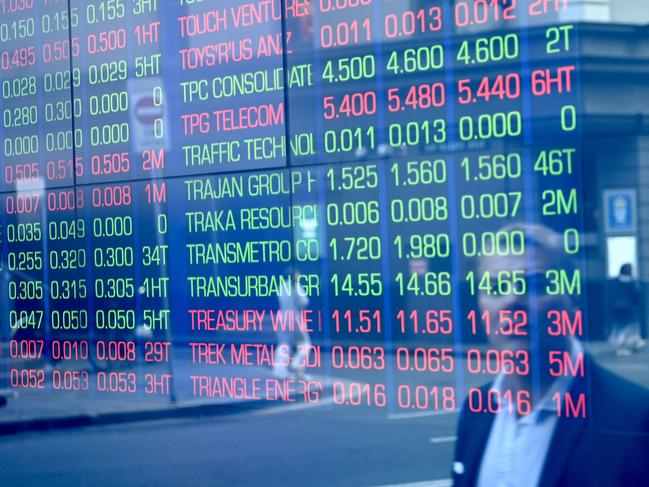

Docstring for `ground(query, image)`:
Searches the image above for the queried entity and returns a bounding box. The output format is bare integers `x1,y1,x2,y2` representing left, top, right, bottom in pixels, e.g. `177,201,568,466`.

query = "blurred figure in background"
273,268,311,380
452,224,649,487
611,263,647,356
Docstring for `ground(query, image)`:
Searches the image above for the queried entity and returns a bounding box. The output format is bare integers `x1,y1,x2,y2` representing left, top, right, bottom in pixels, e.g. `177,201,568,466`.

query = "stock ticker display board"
0,0,588,416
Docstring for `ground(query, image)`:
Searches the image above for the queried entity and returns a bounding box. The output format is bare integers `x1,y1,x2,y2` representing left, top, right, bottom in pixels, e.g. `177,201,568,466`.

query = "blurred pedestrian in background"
274,268,311,379
611,263,647,356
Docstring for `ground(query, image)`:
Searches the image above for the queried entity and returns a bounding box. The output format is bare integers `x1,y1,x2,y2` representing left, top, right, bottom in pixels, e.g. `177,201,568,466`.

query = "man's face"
478,250,572,354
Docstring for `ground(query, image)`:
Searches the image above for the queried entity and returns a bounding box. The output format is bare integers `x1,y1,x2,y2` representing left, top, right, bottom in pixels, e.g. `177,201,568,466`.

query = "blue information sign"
605,189,637,233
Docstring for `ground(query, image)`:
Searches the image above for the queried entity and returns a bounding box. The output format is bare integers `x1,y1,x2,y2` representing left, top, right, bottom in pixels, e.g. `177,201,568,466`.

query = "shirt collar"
489,339,583,423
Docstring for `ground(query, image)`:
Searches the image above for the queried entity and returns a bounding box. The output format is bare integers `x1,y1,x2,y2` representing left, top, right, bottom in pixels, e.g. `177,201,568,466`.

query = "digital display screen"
1,1,648,485
0,0,593,406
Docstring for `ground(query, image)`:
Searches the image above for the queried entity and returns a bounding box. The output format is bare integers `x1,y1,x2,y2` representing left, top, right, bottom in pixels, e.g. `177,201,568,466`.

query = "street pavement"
0,342,646,486
0,397,458,487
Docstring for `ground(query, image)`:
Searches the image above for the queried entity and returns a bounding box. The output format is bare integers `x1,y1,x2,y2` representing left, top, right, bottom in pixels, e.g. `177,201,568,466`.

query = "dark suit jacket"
452,361,649,487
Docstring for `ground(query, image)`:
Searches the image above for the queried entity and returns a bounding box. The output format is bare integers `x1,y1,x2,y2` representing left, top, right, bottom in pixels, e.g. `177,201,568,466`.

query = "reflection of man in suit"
452,224,649,487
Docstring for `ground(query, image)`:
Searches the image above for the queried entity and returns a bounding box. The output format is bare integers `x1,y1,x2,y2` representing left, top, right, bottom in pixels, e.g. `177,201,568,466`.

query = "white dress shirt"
476,342,582,487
